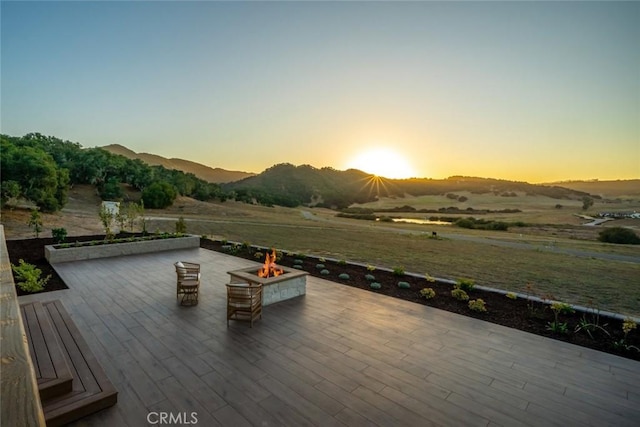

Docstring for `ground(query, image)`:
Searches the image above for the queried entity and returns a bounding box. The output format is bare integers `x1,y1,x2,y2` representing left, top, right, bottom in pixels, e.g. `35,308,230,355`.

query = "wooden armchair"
226,283,263,327
174,261,200,306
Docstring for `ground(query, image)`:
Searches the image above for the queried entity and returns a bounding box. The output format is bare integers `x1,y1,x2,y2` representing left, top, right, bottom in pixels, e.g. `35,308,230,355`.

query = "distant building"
101,201,120,216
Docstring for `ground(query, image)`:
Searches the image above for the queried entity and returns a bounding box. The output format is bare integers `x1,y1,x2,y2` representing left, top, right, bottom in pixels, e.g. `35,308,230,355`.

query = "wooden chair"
226,283,263,327
174,261,200,306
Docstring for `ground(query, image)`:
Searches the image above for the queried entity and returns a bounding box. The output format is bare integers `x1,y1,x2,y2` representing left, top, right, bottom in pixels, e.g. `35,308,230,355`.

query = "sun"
346,147,416,179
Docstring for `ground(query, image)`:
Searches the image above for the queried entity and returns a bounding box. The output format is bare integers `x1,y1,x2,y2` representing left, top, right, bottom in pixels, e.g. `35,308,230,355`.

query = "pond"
386,218,452,225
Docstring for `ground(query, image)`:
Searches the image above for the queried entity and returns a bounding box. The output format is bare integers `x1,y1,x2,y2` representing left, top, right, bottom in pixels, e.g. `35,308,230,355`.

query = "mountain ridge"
100,144,254,183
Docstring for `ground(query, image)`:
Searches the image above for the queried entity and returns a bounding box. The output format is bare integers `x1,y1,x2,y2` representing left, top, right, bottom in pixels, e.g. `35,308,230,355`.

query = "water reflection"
386,218,452,225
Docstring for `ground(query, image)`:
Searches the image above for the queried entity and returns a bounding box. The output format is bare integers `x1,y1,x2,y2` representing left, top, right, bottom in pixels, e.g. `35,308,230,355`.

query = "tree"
142,181,177,209
1,137,68,212
1,180,21,206
27,209,43,237
582,196,594,211
99,204,115,240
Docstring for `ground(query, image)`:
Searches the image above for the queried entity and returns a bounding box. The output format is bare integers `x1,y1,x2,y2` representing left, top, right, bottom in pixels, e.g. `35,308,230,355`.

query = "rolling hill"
544,180,640,198
101,144,254,183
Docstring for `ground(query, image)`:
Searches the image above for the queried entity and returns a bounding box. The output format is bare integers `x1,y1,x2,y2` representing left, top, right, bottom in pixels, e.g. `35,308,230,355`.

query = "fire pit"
227,249,308,306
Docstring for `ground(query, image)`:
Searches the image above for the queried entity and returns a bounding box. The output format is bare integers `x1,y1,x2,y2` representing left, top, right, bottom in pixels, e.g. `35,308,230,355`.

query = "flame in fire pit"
258,249,284,278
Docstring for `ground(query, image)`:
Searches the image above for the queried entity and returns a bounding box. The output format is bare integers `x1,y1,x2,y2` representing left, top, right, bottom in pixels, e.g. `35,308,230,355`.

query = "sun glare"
346,148,416,179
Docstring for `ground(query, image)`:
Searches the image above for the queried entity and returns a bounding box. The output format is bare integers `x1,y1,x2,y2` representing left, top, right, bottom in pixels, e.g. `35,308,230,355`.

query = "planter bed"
45,234,199,263
201,238,640,362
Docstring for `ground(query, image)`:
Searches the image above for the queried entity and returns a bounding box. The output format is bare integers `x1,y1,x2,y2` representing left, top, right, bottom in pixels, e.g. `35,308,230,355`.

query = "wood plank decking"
20,300,118,426
18,248,640,426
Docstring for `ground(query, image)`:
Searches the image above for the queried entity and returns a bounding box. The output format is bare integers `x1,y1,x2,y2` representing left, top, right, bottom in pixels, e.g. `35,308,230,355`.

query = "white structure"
101,201,120,216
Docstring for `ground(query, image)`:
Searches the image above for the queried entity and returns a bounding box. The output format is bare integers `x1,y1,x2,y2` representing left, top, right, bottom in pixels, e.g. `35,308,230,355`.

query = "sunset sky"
2,1,638,182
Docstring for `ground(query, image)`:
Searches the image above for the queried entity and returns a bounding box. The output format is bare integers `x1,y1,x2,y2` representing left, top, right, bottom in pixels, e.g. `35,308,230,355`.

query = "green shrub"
451,288,469,301
420,288,436,299
598,227,640,244
51,227,67,244
468,299,487,312
366,264,376,272
222,244,240,255
320,269,330,275
425,273,436,283
338,273,350,280
293,265,303,270
392,266,405,276
370,282,382,290
27,209,43,237
456,278,475,292
365,274,376,281
337,259,347,266
397,281,411,289
12,260,50,292
316,263,325,269
506,292,517,300
141,181,177,209
254,251,264,259
293,259,304,265
175,216,187,234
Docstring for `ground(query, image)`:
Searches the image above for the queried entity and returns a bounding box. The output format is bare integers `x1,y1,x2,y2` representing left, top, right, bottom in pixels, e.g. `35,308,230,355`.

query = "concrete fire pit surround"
227,265,308,306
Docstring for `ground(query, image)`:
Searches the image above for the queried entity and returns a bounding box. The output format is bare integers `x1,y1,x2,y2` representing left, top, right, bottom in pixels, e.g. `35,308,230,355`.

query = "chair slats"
226,283,262,327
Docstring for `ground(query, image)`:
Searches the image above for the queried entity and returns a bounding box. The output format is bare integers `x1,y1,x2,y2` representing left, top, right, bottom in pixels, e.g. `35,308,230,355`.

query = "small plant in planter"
28,209,43,238
456,278,475,292
424,273,436,283
365,274,376,281
318,257,326,263
506,292,517,300
469,299,487,312
612,318,639,352
451,288,469,301
392,266,405,276
366,264,376,272
370,282,382,290
338,273,350,280
337,259,347,266
51,227,67,244
316,263,326,269
420,287,436,299
320,269,330,275
397,281,411,289
254,251,264,259
12,259,50,293
546,302,575,334
293,259,304,265
175,216,187,234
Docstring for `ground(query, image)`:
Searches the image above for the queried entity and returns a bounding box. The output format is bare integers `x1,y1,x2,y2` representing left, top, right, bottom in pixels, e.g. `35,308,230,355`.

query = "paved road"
299,210,640,264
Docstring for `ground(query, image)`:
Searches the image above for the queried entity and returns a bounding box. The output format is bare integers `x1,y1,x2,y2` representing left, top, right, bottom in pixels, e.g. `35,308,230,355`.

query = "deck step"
20,302,73,400
20,300,118,427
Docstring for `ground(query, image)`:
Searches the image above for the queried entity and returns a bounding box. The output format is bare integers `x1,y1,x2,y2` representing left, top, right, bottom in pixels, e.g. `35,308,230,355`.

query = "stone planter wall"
45,235,200,263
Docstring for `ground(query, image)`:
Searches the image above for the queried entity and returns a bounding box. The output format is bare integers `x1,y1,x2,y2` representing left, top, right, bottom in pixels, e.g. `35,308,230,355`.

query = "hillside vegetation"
1,133,227,211
2,132,630,215
101,144,253,183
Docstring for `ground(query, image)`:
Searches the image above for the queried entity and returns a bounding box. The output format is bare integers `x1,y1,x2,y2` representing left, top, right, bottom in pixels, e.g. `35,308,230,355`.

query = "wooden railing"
0,225,46,427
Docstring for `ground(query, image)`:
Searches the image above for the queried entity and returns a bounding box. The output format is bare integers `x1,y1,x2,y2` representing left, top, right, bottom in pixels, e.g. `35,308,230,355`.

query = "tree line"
1,133,227,211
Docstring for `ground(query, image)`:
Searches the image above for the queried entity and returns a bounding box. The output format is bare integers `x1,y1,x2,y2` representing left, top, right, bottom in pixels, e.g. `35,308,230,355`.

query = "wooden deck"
20,300,118,426
18,248,640,426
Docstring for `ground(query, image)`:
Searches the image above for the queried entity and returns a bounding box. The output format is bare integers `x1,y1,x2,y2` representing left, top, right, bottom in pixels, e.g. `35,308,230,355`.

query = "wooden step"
21,300,118,427
20,302,73,400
